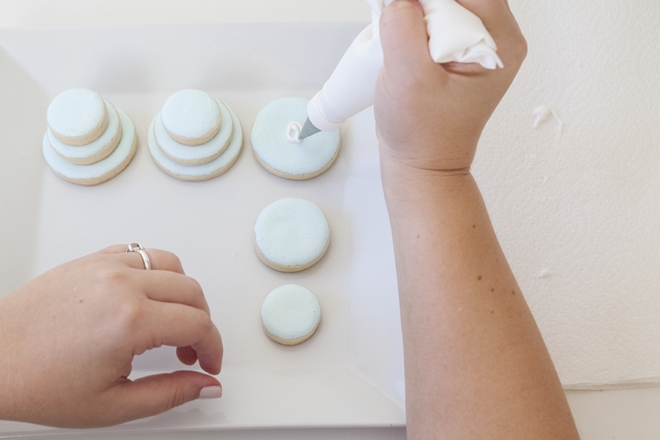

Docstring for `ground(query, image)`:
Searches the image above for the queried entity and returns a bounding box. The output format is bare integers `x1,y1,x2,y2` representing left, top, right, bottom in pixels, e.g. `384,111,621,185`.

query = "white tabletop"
2,1,659,439
0,0,371,27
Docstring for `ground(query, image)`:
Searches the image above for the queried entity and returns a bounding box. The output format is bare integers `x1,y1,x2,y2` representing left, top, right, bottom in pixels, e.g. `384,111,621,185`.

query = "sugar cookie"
251,97,341,180
43,108,136,186
154,99,233,166
161,89,222,146
254,197,330,272
47,100,123,165
261,284,321,346
148,102,243,181
47,89,109,146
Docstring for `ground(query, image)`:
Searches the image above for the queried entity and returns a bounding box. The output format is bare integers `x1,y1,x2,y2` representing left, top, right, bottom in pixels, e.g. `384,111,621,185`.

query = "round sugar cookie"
148,102,243,181
261,284,321,346
47,89,109,146
251,97,341,180
48,100,123,165
161,89,222,146
254,197,330,273
154,99,233,166
43,108,136,186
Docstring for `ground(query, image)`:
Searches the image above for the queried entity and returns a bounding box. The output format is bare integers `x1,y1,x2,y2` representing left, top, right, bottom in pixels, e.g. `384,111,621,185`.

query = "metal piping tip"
298,118,321,141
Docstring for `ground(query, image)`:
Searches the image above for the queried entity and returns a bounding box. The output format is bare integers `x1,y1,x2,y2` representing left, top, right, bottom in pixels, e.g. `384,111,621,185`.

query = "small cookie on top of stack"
42,88,137,186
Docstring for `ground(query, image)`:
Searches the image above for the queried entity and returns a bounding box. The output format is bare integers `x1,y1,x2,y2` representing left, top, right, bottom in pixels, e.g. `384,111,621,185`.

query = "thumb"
379,0,435,81
110,371,222,423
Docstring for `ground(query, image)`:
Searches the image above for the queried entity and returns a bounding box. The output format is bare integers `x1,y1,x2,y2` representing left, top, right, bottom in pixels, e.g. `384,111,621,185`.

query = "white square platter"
0,22,406,436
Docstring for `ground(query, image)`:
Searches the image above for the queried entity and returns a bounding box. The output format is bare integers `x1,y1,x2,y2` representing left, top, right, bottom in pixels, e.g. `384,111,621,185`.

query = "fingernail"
199,386,223,399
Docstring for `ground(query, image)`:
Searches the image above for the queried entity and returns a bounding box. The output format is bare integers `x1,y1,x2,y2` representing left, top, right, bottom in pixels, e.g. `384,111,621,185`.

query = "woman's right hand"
375,0,527,175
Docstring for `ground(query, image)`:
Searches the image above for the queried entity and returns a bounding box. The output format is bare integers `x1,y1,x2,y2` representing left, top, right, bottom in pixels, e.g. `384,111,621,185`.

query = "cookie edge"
253,232,330,273
49,102,109,147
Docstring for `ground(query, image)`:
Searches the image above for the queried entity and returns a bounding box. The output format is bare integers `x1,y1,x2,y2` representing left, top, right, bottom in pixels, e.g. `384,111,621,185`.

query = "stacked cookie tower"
43,89,137,186
147,89,243,181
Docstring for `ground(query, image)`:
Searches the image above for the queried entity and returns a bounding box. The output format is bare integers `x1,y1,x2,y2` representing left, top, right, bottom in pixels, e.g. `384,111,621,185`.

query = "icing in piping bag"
299,0,503,140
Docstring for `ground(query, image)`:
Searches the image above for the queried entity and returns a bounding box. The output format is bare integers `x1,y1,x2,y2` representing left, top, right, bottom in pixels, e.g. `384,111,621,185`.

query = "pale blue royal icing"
154,99,232,164
254,197,329,268
148,102,243,178
161,89,220,140
47,88,106,138
48,100,121,161
261,284,321,341
43,108,135,180
251,97,340,176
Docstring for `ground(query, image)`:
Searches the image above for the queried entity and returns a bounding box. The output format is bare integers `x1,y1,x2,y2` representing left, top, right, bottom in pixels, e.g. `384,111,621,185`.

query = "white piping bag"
300,0,503,139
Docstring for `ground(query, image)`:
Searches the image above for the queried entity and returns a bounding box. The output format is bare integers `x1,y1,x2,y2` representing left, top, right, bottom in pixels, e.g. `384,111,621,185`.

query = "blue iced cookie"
251,97,340,180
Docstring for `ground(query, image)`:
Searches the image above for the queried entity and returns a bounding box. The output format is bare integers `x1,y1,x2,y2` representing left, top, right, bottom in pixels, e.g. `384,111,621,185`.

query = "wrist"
376,132,477,175
380,155,477,219
380,153,472,191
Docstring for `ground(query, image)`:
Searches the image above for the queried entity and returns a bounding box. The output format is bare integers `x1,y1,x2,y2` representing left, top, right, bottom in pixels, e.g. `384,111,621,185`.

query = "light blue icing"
154,99,232,164
43,108,135,181
161,89,220,140
254,197,329,267
148,102,243,178
47,88,106,138
48,100,121,160
251,97,340,176
261,284,321,340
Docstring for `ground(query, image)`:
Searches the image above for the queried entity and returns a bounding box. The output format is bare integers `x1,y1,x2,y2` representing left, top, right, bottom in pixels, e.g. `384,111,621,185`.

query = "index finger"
455,0,527,65
140,302,223,375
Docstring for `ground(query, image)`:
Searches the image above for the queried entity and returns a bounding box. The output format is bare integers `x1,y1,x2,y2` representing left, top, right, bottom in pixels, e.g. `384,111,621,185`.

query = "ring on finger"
127,243,152,270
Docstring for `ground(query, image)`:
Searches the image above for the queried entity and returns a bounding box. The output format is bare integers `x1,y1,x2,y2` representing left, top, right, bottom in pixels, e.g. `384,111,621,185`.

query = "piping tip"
298,117,321,141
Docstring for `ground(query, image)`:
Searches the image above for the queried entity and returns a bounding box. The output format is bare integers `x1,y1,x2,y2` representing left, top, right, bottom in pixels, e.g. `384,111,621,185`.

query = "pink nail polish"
199,386,223,399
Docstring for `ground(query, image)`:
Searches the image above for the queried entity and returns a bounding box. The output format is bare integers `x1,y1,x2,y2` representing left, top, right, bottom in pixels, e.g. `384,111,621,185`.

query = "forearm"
381,159,578,439
0,296,19,422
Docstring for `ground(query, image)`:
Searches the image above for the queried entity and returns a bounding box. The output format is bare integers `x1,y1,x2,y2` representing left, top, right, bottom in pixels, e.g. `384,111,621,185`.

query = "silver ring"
126,243,151,270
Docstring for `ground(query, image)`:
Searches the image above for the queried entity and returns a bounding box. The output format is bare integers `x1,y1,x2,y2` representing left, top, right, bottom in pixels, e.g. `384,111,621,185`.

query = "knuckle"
183,276,209,311
383,0,414,19
95,266,129,288
163,251,185,273
165,385,189,411
380,1,418,34
115,299,144,330
187,277,203,295
510,33,528,63
198,312,214,334
99,244,125,254
379,6,396,27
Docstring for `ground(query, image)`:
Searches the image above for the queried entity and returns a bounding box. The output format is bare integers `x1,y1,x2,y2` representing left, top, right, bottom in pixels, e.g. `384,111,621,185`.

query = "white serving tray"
0,23,406,436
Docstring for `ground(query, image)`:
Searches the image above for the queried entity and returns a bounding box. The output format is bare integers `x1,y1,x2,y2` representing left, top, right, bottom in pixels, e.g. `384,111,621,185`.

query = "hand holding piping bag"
300,0,503,139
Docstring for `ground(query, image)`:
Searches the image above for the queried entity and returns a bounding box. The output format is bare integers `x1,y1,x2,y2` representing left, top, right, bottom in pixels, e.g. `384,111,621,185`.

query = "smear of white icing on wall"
533,105,563,140
537,269,554,279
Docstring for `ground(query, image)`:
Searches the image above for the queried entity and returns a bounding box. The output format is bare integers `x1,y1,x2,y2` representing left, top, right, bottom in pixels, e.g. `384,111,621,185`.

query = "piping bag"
299,0,503,140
